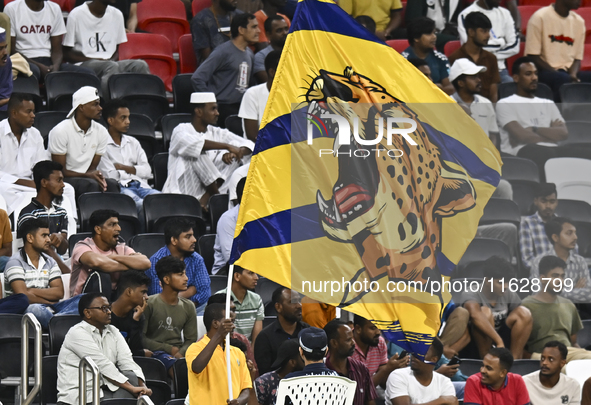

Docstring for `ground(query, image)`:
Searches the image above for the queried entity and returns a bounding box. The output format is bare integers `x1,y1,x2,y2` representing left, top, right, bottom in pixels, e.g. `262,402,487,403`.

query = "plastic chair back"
276,375,357,405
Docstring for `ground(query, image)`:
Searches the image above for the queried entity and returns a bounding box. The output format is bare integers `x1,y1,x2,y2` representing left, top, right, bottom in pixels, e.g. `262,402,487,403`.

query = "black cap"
270,339,301,370
298,327,328,353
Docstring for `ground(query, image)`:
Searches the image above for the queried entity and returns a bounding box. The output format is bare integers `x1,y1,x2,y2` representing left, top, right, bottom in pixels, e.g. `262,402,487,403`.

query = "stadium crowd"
0,0,591,404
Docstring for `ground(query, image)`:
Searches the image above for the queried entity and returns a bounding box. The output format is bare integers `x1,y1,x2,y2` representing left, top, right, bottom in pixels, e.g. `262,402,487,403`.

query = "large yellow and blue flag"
231,0,502,356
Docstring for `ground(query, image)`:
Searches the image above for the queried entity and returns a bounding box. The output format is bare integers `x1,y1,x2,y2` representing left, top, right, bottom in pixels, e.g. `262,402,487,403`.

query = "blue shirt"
401,46,450,85
0,57,13,111
147,246,211,306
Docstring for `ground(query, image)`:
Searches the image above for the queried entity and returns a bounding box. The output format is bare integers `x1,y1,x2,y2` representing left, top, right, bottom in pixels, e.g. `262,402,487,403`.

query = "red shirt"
464,373,531,405
351,335,389,376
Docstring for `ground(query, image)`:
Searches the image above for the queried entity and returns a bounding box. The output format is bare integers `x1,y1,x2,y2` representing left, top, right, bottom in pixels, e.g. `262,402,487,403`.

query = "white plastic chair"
545,158,591,204
276,375,357,405
565,359,591,396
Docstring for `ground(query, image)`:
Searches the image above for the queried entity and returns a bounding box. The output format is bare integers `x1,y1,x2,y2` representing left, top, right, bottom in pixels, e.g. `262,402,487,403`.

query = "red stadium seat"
178,34,198,74
518,0,551,5
137,0,190,53
518,5,542,35
584,0,591,7
505,41,525,74
444,40,461,57
119,33,177,92
192,0,212,16
400,1,407,28
6,0,70,10
581,44,591,71
386,39,409,54
574,8,591,43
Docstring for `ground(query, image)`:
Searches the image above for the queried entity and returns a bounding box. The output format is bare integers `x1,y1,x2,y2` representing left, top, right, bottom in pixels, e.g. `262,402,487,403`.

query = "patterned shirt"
326,355,378,405
217,287,265,340
4,250,61,296
147,246,211,306
255,371,281,405
352,335,388,376
18,198,69,238
520,212,554,271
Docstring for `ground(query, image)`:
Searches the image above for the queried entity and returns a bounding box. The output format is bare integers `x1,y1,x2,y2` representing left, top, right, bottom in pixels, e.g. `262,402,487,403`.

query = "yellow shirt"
185,335,252,405
525,5,586,71
339,0,403,31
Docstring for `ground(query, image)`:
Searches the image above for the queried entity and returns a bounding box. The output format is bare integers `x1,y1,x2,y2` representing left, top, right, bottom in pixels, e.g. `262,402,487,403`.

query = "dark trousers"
65,177,120,201
517,143,591,182
0,293,29,314
537,69,591,101
29,57,97,81
217,103,241,129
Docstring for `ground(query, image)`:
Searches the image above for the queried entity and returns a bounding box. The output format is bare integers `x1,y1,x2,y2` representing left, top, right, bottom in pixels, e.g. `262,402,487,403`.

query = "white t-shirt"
238,82,270,126
4,0,67,59
385,367,456,405
63,2,127,60
453,93,499,137
496,94,564,155
523,371,581,405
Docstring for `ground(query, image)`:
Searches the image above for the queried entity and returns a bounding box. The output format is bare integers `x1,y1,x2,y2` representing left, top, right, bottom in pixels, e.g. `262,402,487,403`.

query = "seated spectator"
0,207,11,271
340,0,404,40
254,287,309,374
496,57,591,180
62,0,149,95
75,0,141,33
217,264,264,342
213,178,245,274
254,339,304,405
143,256,198,376
49,87,120,200
254,0,290,45
464,348,530,405
70,209,151,298
461,256,532,359
531,218,591,303
525,0,591,100
404,0,460,51
4,218,81,328
458,0,519,83
385,337,457,405
241,51,281,141
0,28,12,111
110,270,151,357
191,0,244,64
98,99,160,216
186,302,252,405
355,15,377,35
408,57,432,80
0,94,76,220
252,16,286,84
192,14,260,126
402,18,454,95
438,304,472,360
324,320,378,405
523,341,581,404
284,327,337,378
163,92,254,209
147,218,211,314
449,12,500,102
57,292,152,405
522,255,591,361
5,0,95,81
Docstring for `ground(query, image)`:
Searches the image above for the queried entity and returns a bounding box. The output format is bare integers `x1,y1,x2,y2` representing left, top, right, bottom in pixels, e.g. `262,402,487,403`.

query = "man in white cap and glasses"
49,86,119,200
0,27,13,112
163,92,254,209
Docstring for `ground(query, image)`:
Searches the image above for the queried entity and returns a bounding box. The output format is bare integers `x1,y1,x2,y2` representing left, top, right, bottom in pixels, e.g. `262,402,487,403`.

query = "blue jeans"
0,255,9,272
537,69,591,101
25,295,83,329
196,301,207,316
120,181,160,217
499,69,513,83
453,381,465,400
0,293,29,314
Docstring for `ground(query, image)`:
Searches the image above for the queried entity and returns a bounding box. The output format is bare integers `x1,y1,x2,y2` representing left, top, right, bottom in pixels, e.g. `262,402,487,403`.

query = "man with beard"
458,0,519,83
325,320,378,405
147,218,211,315
254,287,309,374
253,16,287,83
191,0,243,63
523,341,581,404
254,0,290,45
0,28,12,111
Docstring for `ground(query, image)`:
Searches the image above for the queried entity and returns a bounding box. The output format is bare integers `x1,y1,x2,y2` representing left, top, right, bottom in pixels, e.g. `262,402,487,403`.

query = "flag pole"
225,264,234,401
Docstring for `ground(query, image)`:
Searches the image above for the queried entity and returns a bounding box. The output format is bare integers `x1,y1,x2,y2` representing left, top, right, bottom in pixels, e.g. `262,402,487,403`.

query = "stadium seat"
565,359,591,391
255,277,282,306
68,232,92,255
0,314,35,383
443,40,461,57
133,357,167,381
137,0,190,54
162,113,192,149
501,156,540,182
386,39,408,54
78,192,141,241
108,74,169,125
505,42,526,74
561,121,591,147
225,115,244,137
128,233,165,258
517,6,541,34
555,199,591,223
265,301,277,316
457,238,511,271
498,82,553,100
45,72,101,111
127,113,159,161
41,355,58,405
172,358,188,398
143,193,206,235
198,234,216,274
576,8,591,43
13,75,44,112
119,33,177,92
48,314,82,355
179,34,198,74
581,43,591,71
578,319,591,349
172,74,194,114
210,274,227,295
459,359,481,376
208,194,229,233
573,221,591,257
192,0,211,16
545,158,591,202
152,152,169,191
516,0,547,5
166,400,185,405
479,198,521,228
34,111,68,148
511,360,541,375
263,316,277,328
560,83,591,121
146,380,172,405
100,399,137,405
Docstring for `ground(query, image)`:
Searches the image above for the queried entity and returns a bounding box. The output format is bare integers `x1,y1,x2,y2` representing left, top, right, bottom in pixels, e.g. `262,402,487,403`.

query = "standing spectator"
213,178,245,274
49,87,120,200
284,327,337,378
74,0,141,33
254,0,290,44
147,218,211,314
0,28,12,111
0,207,12,271
192,13,260,126
463,348,530,405
191,0,243,64
525,0,591,100
523,341,581,404
254,287,309,374
57,292,152,405
402,18,454,95
70,209,151,298
98,99,160,216
457,0,519,83
449,12,501,102
340,0,404,40
63,0,149,95
142,256,198,376
252,16,286,84
324,320,378,405
5,0,96,81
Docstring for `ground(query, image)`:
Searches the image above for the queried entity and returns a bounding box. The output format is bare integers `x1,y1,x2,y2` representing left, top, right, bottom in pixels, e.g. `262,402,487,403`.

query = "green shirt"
521,295,583,354
217,287,265,339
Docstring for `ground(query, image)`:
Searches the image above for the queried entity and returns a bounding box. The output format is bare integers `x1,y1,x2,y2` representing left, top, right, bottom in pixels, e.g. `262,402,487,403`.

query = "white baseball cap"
448,58,487,82
67,86,100,118
190,92,216,104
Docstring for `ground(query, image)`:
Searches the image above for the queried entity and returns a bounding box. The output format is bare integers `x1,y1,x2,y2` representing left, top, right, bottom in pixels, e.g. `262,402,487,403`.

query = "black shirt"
284,363,338,379
110,309,146,357
18,198,68,238
254,320,309,375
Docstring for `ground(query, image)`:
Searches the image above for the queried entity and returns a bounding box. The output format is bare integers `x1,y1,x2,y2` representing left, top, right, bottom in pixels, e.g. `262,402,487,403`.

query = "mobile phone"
399,350,408,359
448,355,462,366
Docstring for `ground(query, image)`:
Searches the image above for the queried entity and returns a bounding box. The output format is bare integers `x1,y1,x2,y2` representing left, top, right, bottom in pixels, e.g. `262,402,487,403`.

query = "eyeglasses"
87,305,112,313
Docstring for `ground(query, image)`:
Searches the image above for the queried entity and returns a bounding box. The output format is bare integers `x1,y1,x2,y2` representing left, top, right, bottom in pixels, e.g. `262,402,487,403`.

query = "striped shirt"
217,287,265,339
4,249,61,295
18,198,68,238
352,335,389,376
326,355,378,405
